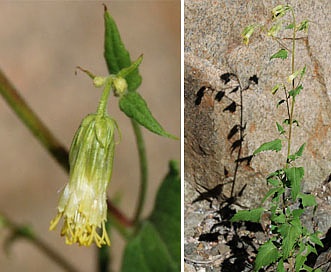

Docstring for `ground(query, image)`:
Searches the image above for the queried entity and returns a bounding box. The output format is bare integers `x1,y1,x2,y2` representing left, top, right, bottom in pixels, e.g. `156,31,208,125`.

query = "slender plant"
231,4,323,272
0,5,180,272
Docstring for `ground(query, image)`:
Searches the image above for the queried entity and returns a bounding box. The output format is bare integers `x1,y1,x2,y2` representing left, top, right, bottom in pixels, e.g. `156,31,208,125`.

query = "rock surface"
184,0,331,233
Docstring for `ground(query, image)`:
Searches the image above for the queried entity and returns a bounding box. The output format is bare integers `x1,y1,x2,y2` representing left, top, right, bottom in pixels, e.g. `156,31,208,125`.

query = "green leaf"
272,84,281,94
309,233,323,247
285,23,295,29
104,7,142,92
295,251,307,272
288,67,306,83
297,20,309,32
297,192,317,207
276,122,285,135
268,20,282,37
302,265,315,272
284,167,304,200
281,222,302,259
289,84,303,98
292,209,304,219
300,66,307,78
230,207,264,223
295,143,306,157
119,92,177,139
267,178,281,187
121,222,177,272
270,49,288,60
253,139,282,155
254,240,280,271
271,212,286,224
277,259,285,272
121,161,180,272
262,187,285,203
267,169,283,178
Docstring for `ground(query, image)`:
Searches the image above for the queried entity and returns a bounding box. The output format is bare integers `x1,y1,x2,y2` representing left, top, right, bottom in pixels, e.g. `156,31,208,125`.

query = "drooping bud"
242,24,256,45
50,113,119,247
271,5,290,20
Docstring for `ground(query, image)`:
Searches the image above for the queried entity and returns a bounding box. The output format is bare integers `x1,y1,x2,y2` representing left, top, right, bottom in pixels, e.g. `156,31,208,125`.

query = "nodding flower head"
50,113,119,247
242,24,256,45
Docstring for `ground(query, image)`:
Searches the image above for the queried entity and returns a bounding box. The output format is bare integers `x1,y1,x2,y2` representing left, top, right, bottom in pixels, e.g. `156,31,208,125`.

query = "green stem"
97,79,112,116
131,120,148,225
0,69,69,172
0,213,79,272
286,7,296,168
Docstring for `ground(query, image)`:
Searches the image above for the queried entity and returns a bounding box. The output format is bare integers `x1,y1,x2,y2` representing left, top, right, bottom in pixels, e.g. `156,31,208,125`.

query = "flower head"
50,113,118,247
242,24,256,45
271,5,290,20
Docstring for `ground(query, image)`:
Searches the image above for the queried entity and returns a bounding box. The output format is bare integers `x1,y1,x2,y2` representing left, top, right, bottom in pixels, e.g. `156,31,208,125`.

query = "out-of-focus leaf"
121,161,180,272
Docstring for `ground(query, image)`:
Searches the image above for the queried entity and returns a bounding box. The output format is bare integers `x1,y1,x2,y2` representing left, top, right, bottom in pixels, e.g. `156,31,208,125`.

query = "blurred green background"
0,1,180,271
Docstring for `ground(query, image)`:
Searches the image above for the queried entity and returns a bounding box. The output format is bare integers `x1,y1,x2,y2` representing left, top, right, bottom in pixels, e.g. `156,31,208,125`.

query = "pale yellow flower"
50,113,118,247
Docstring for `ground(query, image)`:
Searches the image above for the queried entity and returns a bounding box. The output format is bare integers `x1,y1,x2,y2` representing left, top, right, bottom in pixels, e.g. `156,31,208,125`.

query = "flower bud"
272,5,290,19
113,76,128,97
50,113,118,247
242,24,256,45
93,76,107,88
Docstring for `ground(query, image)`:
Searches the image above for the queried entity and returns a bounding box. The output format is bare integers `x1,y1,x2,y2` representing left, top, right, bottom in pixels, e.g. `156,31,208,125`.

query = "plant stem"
0,69,69,172
0,213,79,272
107,199,133,228
286,8,297,168
97,79,112,117
131,120,148,225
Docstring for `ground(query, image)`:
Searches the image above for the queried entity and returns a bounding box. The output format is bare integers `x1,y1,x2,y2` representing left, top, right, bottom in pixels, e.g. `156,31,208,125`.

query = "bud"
242,24,256,45
113,76,128,97
50,113,118,247
93,76,107,88
267,21,282,37
271,5,290,19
